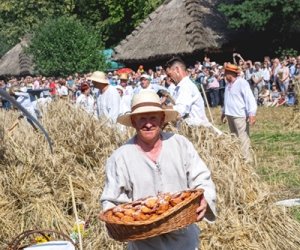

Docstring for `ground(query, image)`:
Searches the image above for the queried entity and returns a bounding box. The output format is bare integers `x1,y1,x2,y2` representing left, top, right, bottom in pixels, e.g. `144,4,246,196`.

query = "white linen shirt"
224,77,257,117
173,76,209,126
76,94,95,115
101,132,216,250
95,85,120,123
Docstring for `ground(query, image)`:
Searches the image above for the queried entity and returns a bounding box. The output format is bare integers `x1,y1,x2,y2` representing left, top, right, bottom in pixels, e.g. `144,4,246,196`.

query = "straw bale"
1,101,300,249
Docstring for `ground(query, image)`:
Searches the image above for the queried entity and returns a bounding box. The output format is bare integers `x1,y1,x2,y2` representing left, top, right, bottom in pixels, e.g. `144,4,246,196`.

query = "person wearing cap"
134,74,166,95
75,82,95,115
100,90,216,250
88,71,120,123
165,57,215,129
221,63,257,163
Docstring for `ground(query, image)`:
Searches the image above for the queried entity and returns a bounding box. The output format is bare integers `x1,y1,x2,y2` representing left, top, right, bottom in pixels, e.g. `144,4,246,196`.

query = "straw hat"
119,73,128,80
117,91,178,127
87,71,109,84
224,63,240,74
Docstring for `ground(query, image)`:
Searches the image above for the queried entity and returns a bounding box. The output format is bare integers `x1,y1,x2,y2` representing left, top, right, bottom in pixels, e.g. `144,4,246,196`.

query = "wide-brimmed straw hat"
87,71,109,84
224,63,240,74
119,73,128,80
117,91,178,127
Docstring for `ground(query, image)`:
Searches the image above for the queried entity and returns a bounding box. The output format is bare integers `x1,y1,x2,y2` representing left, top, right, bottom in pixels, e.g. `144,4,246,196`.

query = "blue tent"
102,49,125,71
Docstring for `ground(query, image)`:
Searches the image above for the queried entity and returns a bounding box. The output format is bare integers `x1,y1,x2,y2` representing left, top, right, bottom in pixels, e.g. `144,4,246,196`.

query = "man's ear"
131,116,137,128
160,113,166,127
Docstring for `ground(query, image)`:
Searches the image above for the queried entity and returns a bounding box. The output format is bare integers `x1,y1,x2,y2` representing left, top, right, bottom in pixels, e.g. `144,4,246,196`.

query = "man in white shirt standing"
221,64,257,163
101,91,216,250
88,71,120,123
165,57,220,134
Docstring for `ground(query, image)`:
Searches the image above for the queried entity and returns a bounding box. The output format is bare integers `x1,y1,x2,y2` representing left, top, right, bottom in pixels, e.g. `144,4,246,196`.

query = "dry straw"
0,100,300,249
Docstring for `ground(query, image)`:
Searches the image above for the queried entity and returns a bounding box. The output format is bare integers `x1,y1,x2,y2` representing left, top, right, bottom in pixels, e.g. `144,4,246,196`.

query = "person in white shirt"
101,91,216,250
115,85,131,115
134,74,166,95
165,57,220,134
75,82,95,115
88,71,120,123
57,79,69,99
221,63,257,163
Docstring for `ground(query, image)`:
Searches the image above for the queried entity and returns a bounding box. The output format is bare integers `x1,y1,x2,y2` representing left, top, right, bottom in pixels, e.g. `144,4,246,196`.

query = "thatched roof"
0,38,33,76
113,0,229,63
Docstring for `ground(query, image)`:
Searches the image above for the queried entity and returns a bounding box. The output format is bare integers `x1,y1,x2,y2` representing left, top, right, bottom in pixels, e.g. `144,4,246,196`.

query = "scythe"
0,88,53,153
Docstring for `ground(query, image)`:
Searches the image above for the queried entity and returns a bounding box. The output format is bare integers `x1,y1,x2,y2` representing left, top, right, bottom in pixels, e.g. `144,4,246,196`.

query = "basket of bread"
99,188,203,241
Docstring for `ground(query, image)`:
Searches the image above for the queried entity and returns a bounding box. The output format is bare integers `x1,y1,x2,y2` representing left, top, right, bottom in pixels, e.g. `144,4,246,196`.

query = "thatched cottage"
0,38,33,77
113,0,232,67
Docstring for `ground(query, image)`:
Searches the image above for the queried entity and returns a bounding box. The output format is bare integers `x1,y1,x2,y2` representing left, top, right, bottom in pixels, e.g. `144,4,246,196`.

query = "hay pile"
1,101,300,249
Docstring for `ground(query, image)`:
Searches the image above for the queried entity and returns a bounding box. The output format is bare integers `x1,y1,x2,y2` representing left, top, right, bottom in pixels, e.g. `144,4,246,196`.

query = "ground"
210,105,300,221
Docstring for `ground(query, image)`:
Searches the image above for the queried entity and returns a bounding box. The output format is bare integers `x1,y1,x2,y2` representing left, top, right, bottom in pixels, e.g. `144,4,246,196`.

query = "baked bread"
102,190,199,223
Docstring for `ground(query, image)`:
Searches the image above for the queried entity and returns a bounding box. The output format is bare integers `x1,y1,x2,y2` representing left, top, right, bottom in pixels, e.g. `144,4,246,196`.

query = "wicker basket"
99,189,203,242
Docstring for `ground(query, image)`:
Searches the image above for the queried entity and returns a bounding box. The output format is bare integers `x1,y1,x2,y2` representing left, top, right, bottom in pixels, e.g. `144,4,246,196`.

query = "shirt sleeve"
185,139,217,222
100,154,132,210
173,85,191,117
108,89,120,123
241,81,257,116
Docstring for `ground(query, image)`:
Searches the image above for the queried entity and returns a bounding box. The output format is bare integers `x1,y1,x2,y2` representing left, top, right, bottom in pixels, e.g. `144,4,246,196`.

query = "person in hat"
119,72,134,106
221,63,257,163
88,71,120,123
134,74,166,95
75,82,95,115
100,90,216,250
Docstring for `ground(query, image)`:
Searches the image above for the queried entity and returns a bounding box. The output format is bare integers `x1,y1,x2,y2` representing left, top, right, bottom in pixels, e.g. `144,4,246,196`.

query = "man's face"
166,66,180,84
224,71,236,83
120,79,127,87
93,81,106,91
140,78,150,89
131,112,164,144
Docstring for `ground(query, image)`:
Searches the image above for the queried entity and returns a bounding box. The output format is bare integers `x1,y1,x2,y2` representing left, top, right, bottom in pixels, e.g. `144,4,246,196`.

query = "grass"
210,106,300,221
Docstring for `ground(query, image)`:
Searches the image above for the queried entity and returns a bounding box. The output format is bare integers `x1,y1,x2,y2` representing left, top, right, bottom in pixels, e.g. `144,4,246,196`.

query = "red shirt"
49,82,56,95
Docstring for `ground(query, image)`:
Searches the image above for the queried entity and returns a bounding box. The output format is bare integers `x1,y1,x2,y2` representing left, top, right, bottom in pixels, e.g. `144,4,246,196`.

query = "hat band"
132,102,161,112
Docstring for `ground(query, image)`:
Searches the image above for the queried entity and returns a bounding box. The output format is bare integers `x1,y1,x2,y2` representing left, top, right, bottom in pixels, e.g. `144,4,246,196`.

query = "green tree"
71,0,164,46
27,16,106,76
218,0,300,34
0,0,72,46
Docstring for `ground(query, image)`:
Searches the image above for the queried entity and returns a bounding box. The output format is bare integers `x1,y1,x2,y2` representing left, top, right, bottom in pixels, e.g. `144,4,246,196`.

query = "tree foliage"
0,0,164,50
218,0,300,34
27,16,106,77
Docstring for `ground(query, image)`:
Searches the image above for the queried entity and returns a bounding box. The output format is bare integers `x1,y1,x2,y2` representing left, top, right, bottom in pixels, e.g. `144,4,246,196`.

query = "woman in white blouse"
75,82,95,115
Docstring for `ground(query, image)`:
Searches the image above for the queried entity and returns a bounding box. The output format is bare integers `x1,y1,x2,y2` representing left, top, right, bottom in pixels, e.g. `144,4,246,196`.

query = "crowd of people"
0,54,299,157
1,54,299,249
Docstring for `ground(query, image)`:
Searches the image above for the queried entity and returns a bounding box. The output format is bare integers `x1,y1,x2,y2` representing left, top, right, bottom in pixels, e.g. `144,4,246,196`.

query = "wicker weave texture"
99,189,203,241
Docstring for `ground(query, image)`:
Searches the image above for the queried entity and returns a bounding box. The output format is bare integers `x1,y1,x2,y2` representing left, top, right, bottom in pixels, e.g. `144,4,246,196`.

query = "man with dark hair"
165,57,221,134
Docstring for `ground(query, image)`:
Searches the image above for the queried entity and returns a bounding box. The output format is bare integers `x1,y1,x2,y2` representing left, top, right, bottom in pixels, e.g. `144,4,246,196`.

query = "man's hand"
248,115,256,125
221,113,226,123
196,195,207,221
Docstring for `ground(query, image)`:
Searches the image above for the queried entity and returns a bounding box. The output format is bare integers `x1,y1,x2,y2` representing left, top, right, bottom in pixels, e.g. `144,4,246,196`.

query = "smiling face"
140,77,150,89
131,112,165,145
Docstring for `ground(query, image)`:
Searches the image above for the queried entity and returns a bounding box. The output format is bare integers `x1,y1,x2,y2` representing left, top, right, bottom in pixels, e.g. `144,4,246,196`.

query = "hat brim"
117,107,178,127
87,76,109,84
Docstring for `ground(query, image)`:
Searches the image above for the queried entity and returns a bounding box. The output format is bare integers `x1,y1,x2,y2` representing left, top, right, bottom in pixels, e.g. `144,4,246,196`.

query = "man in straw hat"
100,90,216,250
88,71,120,123
221,63,257,163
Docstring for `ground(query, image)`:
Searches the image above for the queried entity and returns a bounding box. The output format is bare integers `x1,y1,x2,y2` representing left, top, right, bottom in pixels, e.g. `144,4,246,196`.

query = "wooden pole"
200,84,214,124
69,176,83,250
